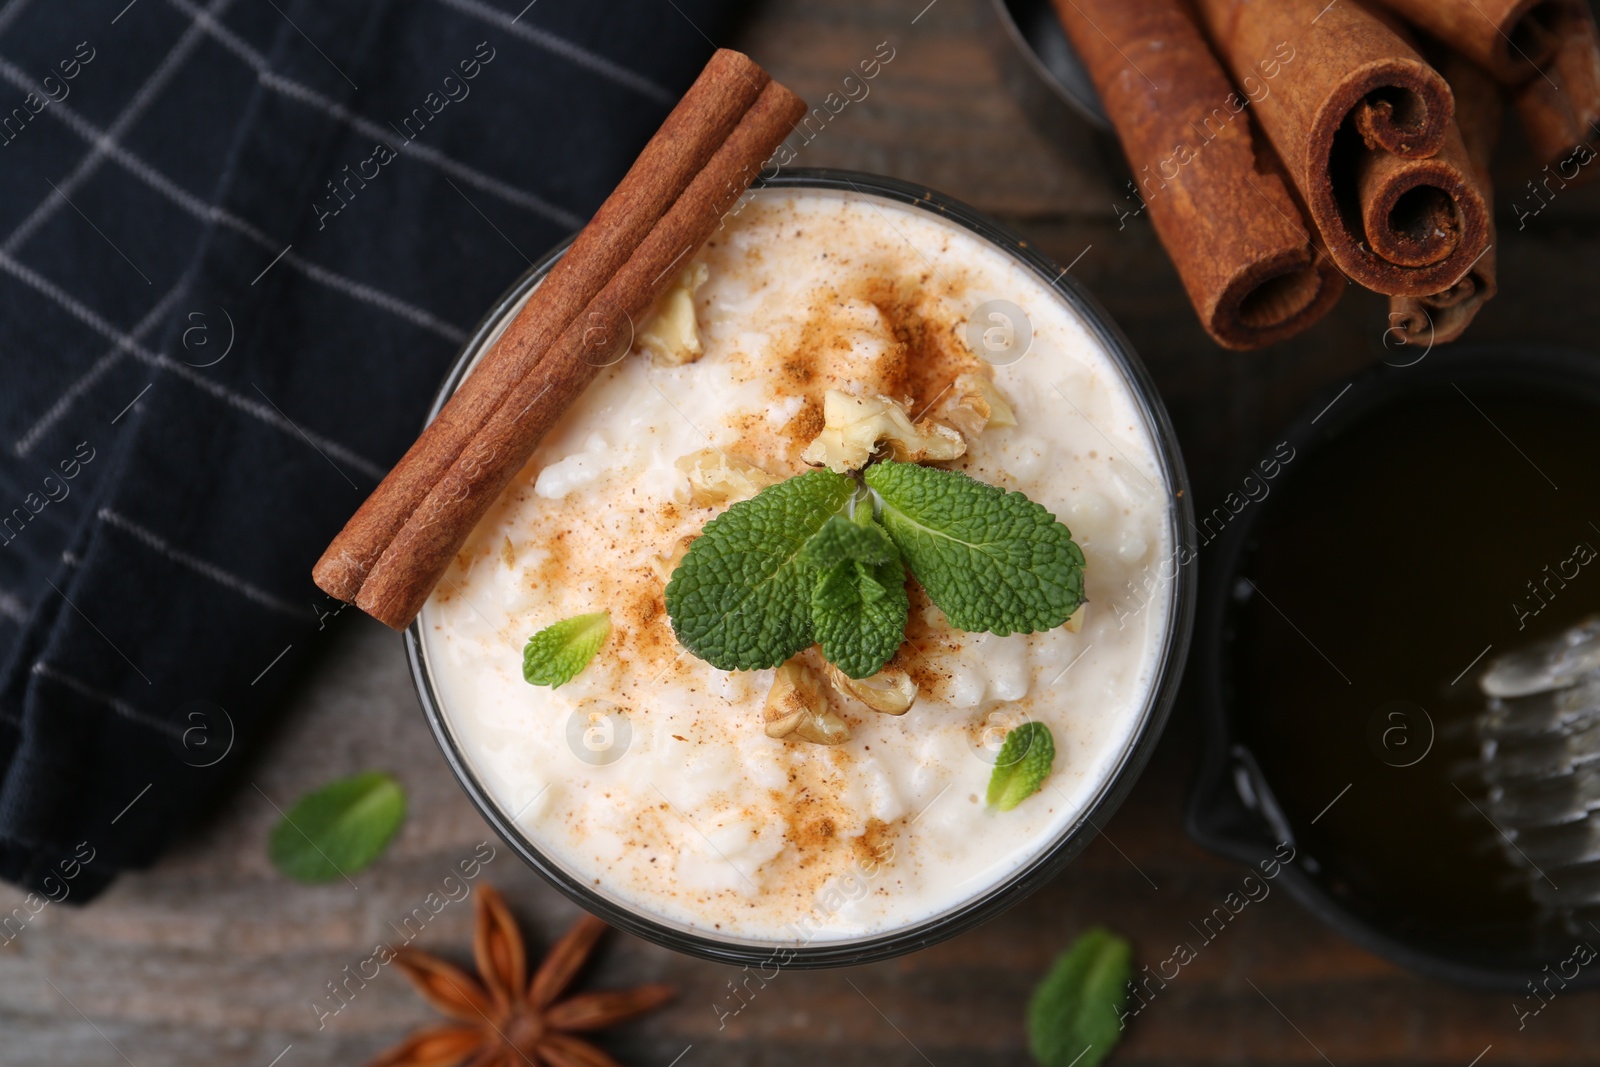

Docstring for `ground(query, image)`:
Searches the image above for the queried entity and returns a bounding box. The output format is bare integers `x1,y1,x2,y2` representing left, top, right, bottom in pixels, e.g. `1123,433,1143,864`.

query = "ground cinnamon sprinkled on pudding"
421,188,1172,941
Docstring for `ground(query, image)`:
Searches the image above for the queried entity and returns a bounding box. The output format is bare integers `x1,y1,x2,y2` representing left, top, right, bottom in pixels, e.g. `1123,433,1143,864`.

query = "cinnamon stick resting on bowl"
314,53,806,630
1194,0,1491,298
313,49,771,604
1389,50,1503,346
1052,0,1342,349
354,80,807,630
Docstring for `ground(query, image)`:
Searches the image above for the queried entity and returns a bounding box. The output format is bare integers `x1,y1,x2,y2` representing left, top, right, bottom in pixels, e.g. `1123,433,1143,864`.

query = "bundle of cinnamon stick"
314,49,805,630
1052,0,1600,350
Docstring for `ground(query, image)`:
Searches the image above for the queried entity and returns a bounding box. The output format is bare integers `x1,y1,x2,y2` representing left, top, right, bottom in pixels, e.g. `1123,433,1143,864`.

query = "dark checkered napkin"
0,0,738,901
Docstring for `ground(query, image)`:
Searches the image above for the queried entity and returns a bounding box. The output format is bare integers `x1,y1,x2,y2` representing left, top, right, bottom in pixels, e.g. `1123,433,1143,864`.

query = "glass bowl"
406,169,1196,967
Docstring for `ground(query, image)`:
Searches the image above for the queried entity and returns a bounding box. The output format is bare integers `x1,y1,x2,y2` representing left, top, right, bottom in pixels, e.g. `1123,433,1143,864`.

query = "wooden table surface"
6,0,1600,1064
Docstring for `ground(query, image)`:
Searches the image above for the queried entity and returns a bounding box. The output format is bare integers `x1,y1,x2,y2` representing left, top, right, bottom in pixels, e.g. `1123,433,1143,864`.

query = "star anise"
367,883,674,1067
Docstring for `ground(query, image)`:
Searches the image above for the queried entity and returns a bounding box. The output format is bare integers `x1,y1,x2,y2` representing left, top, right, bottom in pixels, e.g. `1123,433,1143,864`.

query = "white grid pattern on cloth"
0,0,676,735
0,0,34,41
31,661,181,740
163,0,587,230
432,0,676,105
0,0,633,488
0,248,387,480
3,0,239,256
0,58,470,343
12,280,186,456
98,508,305,618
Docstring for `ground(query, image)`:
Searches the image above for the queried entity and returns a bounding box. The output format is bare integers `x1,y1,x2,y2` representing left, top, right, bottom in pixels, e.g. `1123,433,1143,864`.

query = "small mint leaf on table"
666,469,855,671
986,721,1055,810
268,771,406,884
1027,927,1133,1067
808,516,909,679
864,460,1085,636
523,611,611,687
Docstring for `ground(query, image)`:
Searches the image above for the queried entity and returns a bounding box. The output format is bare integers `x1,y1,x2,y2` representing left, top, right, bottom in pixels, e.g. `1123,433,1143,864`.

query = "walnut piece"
823,662,917,715
675,448,780,507
940,372,1018,439
648,533,696,585
799,391,966,474
636,261,709,366
764,660,850,745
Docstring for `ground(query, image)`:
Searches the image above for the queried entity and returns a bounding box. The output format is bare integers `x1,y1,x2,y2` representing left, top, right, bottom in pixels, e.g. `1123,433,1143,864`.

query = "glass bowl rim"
405,167,1197,968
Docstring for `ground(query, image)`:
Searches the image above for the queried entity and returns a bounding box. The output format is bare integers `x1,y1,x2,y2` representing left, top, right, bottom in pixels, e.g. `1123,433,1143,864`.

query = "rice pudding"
418,186,1175,942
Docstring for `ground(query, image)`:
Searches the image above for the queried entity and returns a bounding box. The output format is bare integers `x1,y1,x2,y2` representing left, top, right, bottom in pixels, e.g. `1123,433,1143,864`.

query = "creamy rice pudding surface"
420,188,1172,941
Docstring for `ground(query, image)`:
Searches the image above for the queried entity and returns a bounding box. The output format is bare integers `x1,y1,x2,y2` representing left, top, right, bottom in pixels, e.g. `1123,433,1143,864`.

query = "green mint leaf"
1027,927,1133,1067
666,469,855,671
813,557,909,679
987,721,1055,810
801,512,897,567
864,460,1085,636
523,611,611,687
806,514,908,677
268,772,406,884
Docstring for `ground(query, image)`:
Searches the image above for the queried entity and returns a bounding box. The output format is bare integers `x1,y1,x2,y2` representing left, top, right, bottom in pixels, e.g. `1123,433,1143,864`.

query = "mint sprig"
1027,927,1133,1067
664,470,855,671
806,516,908,679
523,611,611,687
864,461,1084,636
987,721,1055,810
664,458,1085,679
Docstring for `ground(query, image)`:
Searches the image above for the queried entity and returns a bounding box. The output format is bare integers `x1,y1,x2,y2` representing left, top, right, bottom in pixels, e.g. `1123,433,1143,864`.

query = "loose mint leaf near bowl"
987,721,1055,810
268,772,406,884
863,460,1085,636
523,611,611,688
1027,927,1133,1067
665,469,855,671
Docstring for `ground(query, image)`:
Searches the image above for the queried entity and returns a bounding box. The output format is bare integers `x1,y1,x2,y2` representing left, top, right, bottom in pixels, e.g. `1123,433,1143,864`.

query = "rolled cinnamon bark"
356,81,808,630
1354,120,1486,270
313,49,768,603
1051,0,1342,349
1365,0,1561,84
1194,0,1491,297
1513,0,1600,171
1390,52,1502,345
